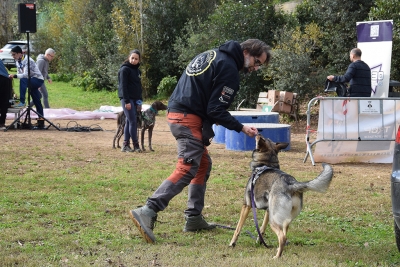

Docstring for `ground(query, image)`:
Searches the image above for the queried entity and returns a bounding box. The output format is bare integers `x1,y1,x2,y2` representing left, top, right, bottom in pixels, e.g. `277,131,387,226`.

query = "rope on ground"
59,121,104,132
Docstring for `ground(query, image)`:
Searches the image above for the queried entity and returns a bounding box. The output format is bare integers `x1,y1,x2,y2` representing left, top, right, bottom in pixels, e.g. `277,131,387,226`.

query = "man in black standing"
327,48,371,97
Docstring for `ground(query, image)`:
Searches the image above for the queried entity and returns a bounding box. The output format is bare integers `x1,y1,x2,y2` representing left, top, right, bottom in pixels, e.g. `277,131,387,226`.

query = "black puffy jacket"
168,40,244,133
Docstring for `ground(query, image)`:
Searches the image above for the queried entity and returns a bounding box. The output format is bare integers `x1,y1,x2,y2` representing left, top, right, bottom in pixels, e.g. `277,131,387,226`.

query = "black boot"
133,142,142,153
121,141,134,152
33,118,45,130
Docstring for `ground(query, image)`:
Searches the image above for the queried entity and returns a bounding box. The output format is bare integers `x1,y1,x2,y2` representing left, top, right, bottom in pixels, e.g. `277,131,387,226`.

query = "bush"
157,75,177,97
51,73,75,83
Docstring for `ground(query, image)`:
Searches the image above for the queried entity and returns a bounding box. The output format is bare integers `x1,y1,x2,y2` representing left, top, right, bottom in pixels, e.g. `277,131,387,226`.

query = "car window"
2,44,18,49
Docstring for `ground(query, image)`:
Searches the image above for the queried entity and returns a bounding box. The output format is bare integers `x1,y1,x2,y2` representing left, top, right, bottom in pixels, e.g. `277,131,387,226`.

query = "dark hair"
124,49,141,63
240,39,271,66
351,48,362,57
11,45,22,54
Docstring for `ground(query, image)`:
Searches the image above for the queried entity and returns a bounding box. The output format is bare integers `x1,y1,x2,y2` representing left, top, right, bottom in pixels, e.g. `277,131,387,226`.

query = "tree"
369,0,400,81
35,0,120,91
173,0,290,109
296,0,375,73
264,23,325,99
111,0,146,56
0,0,11,46
143,0,220,97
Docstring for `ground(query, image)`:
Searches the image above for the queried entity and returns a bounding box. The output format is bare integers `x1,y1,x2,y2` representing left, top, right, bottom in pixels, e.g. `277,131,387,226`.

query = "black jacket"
118,63,143,104
334,60,371,97
168,40,244,132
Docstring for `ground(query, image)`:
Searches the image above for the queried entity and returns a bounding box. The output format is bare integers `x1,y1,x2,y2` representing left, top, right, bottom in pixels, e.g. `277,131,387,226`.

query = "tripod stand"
5,32,60,131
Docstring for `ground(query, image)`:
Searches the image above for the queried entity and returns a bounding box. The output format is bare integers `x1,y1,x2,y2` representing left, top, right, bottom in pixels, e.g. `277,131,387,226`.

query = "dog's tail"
290,163,333,193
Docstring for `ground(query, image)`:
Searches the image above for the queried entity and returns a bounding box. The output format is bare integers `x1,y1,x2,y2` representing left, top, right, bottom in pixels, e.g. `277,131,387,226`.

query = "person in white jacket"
9,45,45,121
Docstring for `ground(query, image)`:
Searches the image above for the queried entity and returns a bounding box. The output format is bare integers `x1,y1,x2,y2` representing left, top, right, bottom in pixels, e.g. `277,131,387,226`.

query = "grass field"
0,79,399,266
9,76,121,111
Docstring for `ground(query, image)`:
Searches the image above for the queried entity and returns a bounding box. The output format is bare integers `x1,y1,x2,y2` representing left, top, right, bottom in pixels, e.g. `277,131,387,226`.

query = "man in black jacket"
129,39,271,243
327,48,371,97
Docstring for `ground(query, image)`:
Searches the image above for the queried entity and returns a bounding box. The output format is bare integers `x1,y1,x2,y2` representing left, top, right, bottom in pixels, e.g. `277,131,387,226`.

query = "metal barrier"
303,96,400,165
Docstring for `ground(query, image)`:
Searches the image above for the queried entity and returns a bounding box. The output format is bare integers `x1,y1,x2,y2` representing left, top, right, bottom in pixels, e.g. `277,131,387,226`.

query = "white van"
0,40,35,70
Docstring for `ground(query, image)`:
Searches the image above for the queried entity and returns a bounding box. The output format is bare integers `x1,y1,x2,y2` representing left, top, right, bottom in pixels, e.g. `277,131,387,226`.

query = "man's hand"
327,75,334,81
241,125,258,137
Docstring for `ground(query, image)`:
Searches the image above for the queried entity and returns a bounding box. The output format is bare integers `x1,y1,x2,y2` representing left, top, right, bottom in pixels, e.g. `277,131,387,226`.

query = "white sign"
359,100,381,114
356,20,393,98
313,99,398,164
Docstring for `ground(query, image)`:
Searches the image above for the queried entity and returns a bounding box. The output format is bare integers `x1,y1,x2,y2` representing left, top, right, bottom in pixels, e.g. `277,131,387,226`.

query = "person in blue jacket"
327,48,371,97
129,39,271,243
117,49,143,152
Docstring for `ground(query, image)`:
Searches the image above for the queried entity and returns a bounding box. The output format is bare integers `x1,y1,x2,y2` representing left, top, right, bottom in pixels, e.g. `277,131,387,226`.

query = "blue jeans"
19,78,28,104
120,99,138,145
20,77,44,117
29,83,49,108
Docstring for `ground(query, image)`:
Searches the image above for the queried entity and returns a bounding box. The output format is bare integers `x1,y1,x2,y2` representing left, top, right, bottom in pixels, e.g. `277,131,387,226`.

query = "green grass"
1,78,399,266
10,71,121,110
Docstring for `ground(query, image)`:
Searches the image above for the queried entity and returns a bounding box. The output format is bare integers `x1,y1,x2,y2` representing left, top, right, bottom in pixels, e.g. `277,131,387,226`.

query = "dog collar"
150,106,157,114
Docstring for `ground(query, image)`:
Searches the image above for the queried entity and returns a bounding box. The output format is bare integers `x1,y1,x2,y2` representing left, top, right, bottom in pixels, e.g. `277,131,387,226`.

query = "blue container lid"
229,111,279,116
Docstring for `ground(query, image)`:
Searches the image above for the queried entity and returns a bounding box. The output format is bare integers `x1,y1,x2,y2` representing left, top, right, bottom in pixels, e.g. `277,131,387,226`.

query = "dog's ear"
275,142,289,152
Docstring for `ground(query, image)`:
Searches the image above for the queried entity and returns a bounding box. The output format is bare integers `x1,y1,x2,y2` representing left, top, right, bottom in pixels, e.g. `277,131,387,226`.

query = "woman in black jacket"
118,49,143,152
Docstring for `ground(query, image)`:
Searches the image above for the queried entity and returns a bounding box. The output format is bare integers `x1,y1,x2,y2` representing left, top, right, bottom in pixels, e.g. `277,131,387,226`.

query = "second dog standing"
113,101,167,151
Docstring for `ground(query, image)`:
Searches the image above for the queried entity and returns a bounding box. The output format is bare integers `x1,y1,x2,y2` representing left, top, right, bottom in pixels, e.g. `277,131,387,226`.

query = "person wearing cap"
9,45,45,123
0,60,11,130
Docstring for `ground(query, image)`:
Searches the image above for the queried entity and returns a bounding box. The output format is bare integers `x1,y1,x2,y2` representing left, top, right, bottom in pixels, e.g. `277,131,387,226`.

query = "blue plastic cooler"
225,123,291,151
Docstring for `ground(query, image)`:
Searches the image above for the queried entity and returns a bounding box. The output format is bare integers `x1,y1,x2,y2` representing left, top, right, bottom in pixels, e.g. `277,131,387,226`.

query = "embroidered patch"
219,86,234,104
186,50,216,76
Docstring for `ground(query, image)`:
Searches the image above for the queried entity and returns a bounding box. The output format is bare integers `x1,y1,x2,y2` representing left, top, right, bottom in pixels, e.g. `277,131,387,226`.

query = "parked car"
391,126,400,252
0,40,35,70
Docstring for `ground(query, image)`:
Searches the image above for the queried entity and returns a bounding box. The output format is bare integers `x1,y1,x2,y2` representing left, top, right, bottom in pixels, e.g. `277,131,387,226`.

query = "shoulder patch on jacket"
186,50,216,76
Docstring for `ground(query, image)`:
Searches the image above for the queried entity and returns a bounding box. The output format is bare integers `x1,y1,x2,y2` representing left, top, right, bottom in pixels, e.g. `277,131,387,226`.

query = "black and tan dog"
112,101,167,151
229,134,333,258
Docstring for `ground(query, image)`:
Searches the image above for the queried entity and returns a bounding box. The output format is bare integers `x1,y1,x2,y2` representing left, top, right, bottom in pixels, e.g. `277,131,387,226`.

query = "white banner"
313,99,399,164
356,20,393,98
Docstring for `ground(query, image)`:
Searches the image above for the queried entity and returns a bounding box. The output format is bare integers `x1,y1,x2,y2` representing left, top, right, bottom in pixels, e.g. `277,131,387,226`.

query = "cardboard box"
279,102,292,114
267,90,280,105
279,91,294,104
292,93,298,104
271,102,280,112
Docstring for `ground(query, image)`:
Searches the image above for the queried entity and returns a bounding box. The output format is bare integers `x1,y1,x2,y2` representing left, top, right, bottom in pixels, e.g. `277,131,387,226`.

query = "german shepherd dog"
229,134,333,258
112,101,167,151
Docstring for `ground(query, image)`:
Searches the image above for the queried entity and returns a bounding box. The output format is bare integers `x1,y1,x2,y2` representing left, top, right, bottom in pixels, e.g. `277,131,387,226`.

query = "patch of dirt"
2,110,314,152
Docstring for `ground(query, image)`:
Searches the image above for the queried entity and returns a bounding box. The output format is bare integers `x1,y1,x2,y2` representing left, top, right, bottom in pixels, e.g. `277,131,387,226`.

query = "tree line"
0,0,399,108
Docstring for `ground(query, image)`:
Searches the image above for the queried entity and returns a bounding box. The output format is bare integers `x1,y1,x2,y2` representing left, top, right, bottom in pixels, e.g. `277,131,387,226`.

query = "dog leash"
214,224,257,240
250,166,272,248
